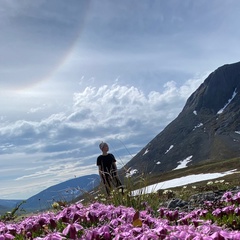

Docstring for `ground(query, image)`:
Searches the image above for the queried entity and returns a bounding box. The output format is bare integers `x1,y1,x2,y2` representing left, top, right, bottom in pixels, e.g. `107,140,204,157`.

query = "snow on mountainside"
217,88,237,114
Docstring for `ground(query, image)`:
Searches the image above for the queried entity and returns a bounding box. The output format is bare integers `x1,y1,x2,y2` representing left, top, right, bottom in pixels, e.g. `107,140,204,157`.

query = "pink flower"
221,191,233,202
210,231,228,240
0,233,14,240
212,208,222,217
234,207,240,215
63,222,83,239
42,232,64,240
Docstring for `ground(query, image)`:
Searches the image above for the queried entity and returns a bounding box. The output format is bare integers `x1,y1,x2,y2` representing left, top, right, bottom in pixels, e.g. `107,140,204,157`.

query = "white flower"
163,189,172,195
207,181,213,185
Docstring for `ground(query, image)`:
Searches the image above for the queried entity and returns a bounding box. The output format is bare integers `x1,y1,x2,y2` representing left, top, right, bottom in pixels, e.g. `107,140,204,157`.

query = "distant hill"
124,61,240,175
0,200,22,215
22,174,100,212
1,174,100,213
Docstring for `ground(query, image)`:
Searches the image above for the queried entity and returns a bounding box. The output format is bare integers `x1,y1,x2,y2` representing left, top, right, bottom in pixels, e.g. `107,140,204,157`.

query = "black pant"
102,173,123,195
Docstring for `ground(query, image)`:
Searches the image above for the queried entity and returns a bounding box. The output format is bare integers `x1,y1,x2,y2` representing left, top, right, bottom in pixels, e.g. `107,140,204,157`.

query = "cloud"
1,78,205,153
0,0,89,89
0,76,205,198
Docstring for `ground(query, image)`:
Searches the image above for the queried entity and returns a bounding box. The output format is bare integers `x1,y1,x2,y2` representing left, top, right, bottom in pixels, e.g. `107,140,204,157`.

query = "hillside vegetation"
146,157,240,189
74,157,240,207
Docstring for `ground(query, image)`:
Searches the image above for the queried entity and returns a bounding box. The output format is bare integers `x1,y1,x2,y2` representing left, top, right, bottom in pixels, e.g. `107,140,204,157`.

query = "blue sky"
1,0,240,199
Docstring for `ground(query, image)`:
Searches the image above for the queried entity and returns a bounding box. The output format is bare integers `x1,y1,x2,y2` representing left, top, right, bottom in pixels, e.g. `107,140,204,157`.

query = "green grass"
145,157,240,187
72,157,240,213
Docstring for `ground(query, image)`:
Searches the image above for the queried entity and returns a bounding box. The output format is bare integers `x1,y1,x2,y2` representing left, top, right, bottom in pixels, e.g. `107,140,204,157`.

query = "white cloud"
0,79,204,199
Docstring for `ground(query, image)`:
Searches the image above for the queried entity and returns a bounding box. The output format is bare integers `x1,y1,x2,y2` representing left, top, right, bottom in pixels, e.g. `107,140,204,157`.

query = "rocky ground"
164,186,240,211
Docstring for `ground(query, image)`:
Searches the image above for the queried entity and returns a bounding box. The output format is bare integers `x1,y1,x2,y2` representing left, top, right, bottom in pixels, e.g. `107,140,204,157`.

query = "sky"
1,0,240,200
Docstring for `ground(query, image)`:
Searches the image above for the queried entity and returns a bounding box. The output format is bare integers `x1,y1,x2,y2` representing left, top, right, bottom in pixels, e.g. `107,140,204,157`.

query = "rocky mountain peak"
185,62,240,115
124,62,240,175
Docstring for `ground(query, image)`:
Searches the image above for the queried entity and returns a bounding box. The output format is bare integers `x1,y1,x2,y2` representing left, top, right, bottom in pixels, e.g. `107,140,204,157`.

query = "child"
97,142,123,195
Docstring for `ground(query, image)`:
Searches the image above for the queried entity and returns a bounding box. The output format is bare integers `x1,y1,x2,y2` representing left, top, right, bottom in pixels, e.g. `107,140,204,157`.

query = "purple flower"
222,205,235,215
232,192,240,204
98,225,111,239
221,191,233,202
0,233,14,240
232,232,240,239
212,208,222,217
157,208,166,218
234,207,240,215
63,222,83,239
210,231,227,240
42,232,64,240
3,199,240,239
154,225,168,238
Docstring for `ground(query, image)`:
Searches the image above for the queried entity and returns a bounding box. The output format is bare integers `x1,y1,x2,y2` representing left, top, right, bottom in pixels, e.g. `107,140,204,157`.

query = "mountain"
0,200,22,215
124,62,240,175
0,174,100,214
22,174,100,212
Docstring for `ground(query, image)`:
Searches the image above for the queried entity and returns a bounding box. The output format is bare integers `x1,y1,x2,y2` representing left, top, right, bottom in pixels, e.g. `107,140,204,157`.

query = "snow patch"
165,145,174,154
143,148,149,155
235,131,240,135
193,110,197,115
133,169,237,195
173,156,192,170
126,168,138,178
193,123,203,131
156,161,161,165
217,88,237,114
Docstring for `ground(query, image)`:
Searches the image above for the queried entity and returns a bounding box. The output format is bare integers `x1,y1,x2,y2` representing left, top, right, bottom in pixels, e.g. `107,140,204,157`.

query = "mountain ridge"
123,61,240,175
0,174,100,214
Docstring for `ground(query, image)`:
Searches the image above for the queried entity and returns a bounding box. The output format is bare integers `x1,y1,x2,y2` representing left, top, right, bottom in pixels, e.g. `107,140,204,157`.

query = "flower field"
1,190,240,239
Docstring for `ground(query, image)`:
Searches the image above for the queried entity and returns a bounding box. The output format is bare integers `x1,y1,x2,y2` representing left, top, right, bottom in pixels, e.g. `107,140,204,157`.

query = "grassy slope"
76,157,240,204
145,157,240,190
3,157,239,219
